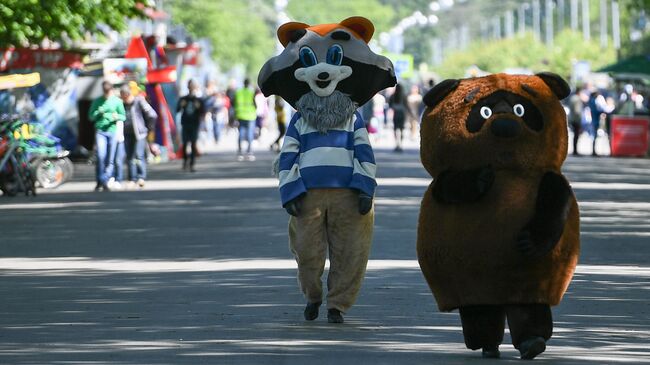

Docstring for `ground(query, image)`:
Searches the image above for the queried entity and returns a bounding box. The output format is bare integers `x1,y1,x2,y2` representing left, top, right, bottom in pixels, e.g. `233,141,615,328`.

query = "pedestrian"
588,89,614,156
112,121,125,190
225,81,237,128
388,84,413,152
176,79,206,172
255,87,269,140
568,86,585,156
372,92,386,138
259,16,396,324
88,81,125,191
270,96,286,152
204,81,227,144
234,78,257,161
406,84,423,140
120,84,158,188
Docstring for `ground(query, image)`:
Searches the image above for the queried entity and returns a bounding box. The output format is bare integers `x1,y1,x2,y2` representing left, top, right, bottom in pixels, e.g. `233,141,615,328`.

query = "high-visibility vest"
234,87,256,121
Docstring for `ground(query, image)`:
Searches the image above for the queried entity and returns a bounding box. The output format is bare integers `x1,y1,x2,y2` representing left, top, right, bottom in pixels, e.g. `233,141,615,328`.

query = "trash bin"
609,115,650,157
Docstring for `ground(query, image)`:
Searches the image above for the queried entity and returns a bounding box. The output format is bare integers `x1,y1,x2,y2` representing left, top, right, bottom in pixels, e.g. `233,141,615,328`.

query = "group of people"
360,81,428,152
88,81,158,192
567,83,648,156
174,78,287,165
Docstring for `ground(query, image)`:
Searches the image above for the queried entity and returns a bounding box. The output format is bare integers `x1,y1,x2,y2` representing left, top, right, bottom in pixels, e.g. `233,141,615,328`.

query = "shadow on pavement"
0,151,649,364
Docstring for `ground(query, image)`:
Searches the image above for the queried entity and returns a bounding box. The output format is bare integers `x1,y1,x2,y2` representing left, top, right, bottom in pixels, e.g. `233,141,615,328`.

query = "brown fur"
417,73,580,311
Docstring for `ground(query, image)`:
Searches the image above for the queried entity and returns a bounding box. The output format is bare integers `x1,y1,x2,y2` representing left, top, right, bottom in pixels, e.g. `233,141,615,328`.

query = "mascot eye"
513,104,525,117
299,47,317,67
480,106,493,119
326,44,343,66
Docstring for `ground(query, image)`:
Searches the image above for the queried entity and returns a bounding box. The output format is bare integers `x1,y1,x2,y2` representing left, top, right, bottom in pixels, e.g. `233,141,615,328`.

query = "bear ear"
536,72,570,100
278,22,310,47
423,79,460,108
340,16,375,43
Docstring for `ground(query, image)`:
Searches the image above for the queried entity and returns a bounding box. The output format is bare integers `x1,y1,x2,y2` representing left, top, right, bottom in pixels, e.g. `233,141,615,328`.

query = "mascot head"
258,16,396,110
420,73,571,177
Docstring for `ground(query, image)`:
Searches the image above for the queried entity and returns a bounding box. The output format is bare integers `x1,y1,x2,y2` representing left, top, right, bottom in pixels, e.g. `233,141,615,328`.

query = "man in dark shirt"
176,79,205,171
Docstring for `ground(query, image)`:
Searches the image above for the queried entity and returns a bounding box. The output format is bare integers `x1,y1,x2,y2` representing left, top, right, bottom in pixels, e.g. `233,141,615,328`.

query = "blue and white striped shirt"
278,111,376,206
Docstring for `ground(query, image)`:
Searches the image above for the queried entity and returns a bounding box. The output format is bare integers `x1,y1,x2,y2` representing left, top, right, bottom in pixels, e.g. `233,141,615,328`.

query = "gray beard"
296,90,358,133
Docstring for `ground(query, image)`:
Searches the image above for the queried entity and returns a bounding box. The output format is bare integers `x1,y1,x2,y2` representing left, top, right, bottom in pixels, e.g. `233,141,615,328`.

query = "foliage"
0,0,144,47
285,0,395,34
434,30,616,79
619,0,650,58
167,0,275,76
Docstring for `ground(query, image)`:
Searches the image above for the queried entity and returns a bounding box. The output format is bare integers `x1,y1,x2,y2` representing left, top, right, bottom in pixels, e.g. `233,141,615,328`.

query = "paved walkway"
1,142,649,364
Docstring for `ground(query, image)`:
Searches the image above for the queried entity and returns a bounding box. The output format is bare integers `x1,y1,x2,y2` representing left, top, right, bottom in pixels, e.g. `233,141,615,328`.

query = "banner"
0,72,40,90
0,48,84,71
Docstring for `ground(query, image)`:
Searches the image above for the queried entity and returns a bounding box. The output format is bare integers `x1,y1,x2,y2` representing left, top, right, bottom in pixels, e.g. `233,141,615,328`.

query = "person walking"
406,84,423,140
112,121,125,190
120,84,158,187
204,81,227,144
568,86,585,156
234,78,257,161
388,84,413,152
176,79,205,172
255,87,269,141
270,96,287,152
588,89,614,156
89,81,125,191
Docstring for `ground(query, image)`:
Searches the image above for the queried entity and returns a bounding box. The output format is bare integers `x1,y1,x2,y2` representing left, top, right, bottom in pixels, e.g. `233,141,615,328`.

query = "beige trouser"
289,188,374,312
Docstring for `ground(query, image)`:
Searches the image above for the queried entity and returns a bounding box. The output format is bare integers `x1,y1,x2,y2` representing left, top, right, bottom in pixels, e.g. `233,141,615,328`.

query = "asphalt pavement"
1,135,649,364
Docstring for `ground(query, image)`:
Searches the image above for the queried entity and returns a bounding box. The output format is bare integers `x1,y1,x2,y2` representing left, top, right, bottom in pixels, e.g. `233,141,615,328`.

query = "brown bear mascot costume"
417,73,580,359
258,17,395,323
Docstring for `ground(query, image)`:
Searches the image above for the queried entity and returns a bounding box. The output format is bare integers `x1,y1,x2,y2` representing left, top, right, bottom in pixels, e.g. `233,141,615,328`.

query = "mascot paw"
284,195,304,217
358,193,373,215
476,166,495,195
517,230,552,258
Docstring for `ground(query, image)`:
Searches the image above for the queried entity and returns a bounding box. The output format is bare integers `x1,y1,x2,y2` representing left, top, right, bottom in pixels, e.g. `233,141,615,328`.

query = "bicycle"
0,116,37,196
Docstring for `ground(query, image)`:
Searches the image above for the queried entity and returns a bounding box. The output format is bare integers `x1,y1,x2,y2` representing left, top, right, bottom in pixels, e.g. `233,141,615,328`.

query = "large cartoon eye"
480,106,492,119
326,44,343,66
513,104,525,117
299,47,317,67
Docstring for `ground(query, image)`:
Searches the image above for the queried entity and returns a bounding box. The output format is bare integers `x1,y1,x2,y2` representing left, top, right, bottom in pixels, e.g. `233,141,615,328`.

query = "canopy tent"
598,55,650,76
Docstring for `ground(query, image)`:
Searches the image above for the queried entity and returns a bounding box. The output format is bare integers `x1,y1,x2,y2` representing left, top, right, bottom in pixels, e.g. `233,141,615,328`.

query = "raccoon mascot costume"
258,16,396,323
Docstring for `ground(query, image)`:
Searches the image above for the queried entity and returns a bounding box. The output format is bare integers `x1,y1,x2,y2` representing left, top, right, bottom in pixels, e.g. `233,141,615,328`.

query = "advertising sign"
0,48,84,71
0,72,40,90
610,115,650,157
102,58,148,85
384,53,414,79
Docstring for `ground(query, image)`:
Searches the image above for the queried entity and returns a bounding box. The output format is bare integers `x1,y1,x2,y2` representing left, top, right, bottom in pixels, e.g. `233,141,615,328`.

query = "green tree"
619,0,650,58
435,30,616,79
285,0,395,34
0,0,145,47
167,0,275,76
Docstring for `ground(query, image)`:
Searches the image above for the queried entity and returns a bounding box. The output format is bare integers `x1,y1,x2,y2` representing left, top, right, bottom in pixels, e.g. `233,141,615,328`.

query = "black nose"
490,118,521,138
318,72,329,80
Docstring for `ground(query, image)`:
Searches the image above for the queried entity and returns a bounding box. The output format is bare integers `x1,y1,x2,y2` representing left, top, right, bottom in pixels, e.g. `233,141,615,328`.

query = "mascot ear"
423,79,460,108
536,72,570,100
278,22,310,47
340,16,374,43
